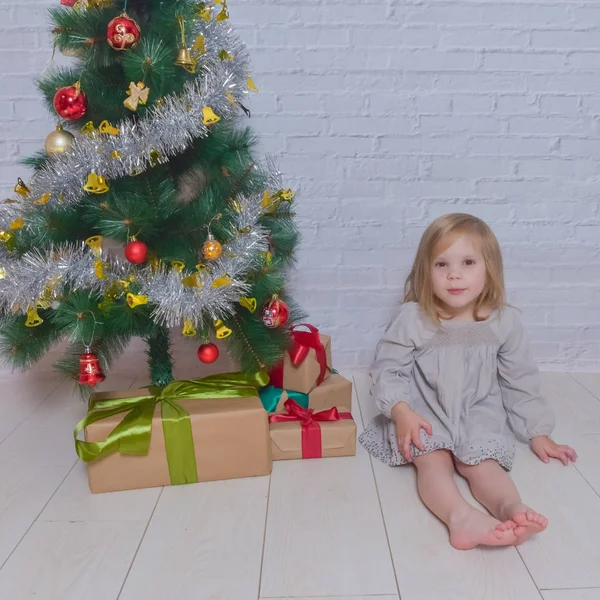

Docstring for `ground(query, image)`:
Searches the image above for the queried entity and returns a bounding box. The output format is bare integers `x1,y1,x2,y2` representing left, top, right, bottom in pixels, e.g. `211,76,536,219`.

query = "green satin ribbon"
74,371,269,486
258,385,308,413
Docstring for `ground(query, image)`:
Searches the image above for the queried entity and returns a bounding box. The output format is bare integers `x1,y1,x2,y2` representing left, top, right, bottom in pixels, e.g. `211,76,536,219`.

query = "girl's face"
431,235,487,317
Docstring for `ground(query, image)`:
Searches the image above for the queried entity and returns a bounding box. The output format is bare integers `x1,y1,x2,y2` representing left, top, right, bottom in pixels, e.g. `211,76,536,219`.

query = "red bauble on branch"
124,240,148,264
107,14,141,51
60,0,77,6
261,295,290,329
197,343,219,364
53,83,87,120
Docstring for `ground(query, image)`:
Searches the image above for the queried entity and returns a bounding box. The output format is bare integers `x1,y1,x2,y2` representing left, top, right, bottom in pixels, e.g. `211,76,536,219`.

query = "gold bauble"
45,125,74,155
202,234,222,261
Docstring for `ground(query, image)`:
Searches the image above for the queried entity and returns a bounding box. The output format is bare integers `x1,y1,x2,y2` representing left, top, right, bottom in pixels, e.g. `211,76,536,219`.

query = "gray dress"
358,302,555,470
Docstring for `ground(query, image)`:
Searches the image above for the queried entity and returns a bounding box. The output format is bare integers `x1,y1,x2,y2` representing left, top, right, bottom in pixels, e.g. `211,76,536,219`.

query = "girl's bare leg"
413,450,518,549
455,459,548,544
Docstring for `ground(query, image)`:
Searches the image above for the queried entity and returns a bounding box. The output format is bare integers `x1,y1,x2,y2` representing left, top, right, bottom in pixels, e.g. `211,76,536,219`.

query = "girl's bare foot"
500,503,548,544
449,505,518,550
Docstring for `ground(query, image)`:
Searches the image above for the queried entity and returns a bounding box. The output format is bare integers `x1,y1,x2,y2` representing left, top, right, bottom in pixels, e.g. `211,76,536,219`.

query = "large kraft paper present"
269,324,332,394
269,399,356,461
75,373,272,494
260,372,352,414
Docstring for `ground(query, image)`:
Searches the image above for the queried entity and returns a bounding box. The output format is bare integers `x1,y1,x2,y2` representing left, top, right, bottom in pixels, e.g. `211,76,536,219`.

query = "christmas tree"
0,0,300,390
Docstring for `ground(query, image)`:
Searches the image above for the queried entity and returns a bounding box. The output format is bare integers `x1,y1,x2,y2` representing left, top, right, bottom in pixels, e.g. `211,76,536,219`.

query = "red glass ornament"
125,240,148,264
260,296,290,329
60,0,78,6
197,343,219,364
53,84,87,120
107,14,141,51
78,352,106,387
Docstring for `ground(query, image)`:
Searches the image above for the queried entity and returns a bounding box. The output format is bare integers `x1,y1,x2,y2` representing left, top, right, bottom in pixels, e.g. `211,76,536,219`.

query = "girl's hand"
531,435,578,466
390,402,433,463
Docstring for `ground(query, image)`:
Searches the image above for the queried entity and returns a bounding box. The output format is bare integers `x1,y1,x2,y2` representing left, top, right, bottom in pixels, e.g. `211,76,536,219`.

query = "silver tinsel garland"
0,14,252,225
0,180,273,327
0,8,284,331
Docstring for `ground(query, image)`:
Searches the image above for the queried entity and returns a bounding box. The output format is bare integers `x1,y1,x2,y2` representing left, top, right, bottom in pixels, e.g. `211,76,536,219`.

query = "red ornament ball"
197,343,219,364
53,84,87,120
60,0,78,6
107,14,141,51
124,240,148,264
261,296,290,329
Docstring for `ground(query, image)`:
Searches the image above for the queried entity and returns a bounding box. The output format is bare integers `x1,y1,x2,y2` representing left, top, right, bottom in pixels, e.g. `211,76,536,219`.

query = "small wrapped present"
269,399,356,461
75,372,272,494
269,324,332,394
259,372,352,414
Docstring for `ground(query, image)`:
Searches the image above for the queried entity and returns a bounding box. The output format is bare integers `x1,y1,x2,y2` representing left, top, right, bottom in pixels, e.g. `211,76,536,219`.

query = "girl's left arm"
498,308,576,465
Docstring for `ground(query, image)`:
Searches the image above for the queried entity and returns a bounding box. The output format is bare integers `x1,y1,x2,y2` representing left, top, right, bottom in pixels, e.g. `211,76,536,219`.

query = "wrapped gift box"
269,400,356,461
260,372,352,414
269,324,332,394
76,374,272,493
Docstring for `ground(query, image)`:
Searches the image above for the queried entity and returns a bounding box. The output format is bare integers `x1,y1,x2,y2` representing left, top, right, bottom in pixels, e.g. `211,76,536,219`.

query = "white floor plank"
0,462,72,568
570,435,600,496
541,373,600,437
40,461,161,523
542,590,600,600
0,375,136,567
570,373,600,400
0,377,61,443
354,374,542,600
511,444,600,589
119,476,270,600
261,596,399,600
0,375,135,469
0,521,146,600
260,444,397,597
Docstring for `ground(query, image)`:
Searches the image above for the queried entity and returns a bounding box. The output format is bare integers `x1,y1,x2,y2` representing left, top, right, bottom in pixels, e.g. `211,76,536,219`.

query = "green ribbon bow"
74,371,269,486
258,385,308,413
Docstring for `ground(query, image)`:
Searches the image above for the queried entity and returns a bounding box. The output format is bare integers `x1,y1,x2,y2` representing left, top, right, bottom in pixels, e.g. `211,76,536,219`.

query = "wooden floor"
0,364,599,600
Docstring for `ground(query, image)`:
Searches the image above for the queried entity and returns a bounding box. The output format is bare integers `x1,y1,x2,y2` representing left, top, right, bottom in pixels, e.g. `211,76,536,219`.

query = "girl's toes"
496,520,517,534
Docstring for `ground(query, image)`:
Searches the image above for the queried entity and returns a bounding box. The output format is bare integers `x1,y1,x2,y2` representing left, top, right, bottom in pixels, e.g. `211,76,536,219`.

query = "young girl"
359,213,577,550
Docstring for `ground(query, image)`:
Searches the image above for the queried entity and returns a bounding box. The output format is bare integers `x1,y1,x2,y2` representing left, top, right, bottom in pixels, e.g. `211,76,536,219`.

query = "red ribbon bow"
269,399,352,459
270,324,328,389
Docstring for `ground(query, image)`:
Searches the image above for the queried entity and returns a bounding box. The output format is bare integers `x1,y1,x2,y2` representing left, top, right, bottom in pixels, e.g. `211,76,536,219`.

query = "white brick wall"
1,0,600,373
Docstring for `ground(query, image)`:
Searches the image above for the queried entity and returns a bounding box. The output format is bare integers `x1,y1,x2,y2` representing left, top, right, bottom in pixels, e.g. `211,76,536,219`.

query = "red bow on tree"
269,399,352,459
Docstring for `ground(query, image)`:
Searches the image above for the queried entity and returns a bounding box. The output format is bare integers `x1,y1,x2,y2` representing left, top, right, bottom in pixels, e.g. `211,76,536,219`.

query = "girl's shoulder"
385,301,437,341
392,301,427,325
490,304,526,342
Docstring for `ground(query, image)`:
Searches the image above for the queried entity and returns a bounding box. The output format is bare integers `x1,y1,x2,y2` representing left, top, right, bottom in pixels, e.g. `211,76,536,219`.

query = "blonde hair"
404,213,505,322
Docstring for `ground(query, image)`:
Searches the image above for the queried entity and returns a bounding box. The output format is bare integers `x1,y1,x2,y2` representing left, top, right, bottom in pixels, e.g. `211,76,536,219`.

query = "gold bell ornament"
126,293,149,309
214,319,232,339
14,178,30,198
175,16,196,73
182,317,197,337
25,306,44,328
83,172,109,194
202,106,220,125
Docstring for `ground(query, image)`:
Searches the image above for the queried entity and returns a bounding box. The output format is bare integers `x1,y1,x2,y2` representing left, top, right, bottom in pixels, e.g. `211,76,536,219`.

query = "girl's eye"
435,262,447,268
464,259,476,266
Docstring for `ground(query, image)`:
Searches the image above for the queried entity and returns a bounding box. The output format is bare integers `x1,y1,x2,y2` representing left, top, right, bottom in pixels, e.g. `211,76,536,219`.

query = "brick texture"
1,0,599,373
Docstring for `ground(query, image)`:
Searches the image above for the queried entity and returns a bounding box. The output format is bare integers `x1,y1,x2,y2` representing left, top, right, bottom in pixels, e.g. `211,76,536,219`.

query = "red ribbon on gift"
270,324,328,389
269,399,352,459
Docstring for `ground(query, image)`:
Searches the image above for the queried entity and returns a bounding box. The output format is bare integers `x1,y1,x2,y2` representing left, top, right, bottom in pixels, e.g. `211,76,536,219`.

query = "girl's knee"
414,449,453,469
455,458,497,478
